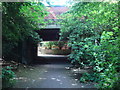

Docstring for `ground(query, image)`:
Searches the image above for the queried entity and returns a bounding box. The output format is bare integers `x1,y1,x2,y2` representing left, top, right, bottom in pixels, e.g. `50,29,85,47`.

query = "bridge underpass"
34,28,70,64
13,28,96,89
12,6,96,89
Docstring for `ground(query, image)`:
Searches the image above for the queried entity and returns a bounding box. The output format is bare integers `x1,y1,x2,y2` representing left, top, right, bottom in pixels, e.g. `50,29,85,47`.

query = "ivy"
60,1,119,89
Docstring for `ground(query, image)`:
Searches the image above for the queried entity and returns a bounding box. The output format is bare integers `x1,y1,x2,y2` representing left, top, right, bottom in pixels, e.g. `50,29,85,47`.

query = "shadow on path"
13,55,96,89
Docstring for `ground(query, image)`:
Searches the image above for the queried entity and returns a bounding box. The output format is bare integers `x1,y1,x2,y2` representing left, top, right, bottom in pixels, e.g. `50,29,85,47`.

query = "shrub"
59,2,119,89
2,66,16,88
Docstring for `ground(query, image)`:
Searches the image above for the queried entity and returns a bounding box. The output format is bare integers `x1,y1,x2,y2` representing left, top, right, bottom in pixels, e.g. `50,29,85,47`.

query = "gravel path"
12,55,96,89
13,64,96,88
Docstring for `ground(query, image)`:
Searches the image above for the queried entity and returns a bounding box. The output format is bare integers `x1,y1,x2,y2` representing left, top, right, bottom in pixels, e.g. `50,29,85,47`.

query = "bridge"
36,6,68,41
20,6,69,64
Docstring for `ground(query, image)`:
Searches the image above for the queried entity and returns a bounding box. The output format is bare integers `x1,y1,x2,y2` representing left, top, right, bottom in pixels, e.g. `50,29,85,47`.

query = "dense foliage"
41,41,67,49
2,2,47,61
2,2,47,88
2,66,16,88
60,2,119,89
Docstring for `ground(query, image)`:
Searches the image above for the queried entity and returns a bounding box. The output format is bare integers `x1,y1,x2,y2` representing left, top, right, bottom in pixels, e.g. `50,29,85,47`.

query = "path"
13,56,96,89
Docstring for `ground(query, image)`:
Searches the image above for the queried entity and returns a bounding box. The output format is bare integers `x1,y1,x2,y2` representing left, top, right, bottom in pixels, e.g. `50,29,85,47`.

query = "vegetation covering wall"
60,2,120,89
38,41,71,55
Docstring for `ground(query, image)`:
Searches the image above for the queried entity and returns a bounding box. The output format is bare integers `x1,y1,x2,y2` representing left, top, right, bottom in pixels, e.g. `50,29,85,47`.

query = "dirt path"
13,63,96,88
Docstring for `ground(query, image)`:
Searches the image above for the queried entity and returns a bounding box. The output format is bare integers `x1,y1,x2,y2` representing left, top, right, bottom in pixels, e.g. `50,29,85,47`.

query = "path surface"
13,64,95,88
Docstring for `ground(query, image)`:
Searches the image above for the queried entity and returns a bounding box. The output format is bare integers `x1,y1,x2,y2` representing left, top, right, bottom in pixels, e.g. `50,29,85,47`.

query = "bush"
42,41,67,50
59,2,119,89
2,66,16,88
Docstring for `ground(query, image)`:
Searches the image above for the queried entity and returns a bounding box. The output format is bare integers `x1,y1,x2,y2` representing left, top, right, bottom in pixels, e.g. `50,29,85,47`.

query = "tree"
2,2,47,61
